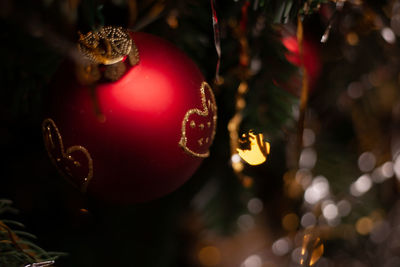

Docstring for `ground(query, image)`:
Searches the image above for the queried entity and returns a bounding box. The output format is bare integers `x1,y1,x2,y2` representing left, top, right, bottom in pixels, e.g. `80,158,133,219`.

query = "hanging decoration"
210,0,221,83
43,27,217,203
237,131,270,166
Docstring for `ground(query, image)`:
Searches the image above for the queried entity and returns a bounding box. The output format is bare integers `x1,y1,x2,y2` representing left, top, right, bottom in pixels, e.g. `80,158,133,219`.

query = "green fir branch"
0,199,65,267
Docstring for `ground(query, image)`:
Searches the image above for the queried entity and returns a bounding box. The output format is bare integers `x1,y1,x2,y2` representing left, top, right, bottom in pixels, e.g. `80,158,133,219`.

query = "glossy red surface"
45,32,217,203
279,35,322,96
282,35,321,88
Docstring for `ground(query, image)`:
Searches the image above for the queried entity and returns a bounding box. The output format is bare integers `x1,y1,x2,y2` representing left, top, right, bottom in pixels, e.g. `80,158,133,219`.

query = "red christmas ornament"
278,34,322,96
42,28,217,204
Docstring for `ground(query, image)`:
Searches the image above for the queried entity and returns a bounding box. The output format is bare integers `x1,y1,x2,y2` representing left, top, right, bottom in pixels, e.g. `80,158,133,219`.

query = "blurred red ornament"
278,34,322,96
43,31,217,204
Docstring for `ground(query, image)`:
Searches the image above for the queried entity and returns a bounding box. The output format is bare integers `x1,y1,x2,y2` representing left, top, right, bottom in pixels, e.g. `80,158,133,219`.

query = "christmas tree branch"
0,199,65,267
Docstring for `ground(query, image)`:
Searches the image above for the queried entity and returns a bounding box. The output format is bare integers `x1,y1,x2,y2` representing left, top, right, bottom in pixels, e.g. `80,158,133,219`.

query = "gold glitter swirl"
42,118,93,192
179,82,217,158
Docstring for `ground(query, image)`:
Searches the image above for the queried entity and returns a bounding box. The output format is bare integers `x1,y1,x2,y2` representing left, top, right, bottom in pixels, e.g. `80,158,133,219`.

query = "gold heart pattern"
179,82,217,158
42,118,93,192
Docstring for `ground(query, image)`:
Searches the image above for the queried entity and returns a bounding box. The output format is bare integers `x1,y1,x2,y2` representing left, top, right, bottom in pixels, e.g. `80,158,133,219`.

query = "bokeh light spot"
282,213,299,232
303,129,316,147
241,255,262,267
356,217,373,235
237,214,255,231
301,212,317,228
347,82,364,99
381,161,394,178
358,152,376,172
370,221,390,244
346,32,359,46
272,238,291,256
198,246,221,266
381,27,396,44
299,148,317,169
322,203,339,220
337,200,352,217
304,176,330,204
350,174,372,197
247,198,263,214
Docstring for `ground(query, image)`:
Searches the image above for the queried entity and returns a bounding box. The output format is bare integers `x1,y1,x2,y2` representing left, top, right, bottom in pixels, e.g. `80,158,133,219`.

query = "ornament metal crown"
76,26,140,83
78,26,132,65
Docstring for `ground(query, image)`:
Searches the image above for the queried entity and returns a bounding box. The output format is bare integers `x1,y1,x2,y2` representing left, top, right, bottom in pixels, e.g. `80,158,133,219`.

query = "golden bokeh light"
232,161,244,172
282,213,299,232
166,12,179,29
242,176,254,188
198,246,221,267
355,217,373,235
346,32,359,46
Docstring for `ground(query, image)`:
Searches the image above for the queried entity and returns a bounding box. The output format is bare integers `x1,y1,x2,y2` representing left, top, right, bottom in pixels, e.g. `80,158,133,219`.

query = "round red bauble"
278,34,322,96
42,32,217,204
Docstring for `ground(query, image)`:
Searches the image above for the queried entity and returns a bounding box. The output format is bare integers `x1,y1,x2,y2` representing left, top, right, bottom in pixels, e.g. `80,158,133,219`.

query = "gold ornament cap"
76,26,139,83
78,26,133,65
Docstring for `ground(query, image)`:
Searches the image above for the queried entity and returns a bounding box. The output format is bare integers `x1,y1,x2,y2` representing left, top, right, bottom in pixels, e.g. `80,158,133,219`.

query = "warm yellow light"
346,32,359,46
300,234,324,266
237,132,270,165
356,217,373,235
242,176,254,188
309,241,324,266
166,12,179,29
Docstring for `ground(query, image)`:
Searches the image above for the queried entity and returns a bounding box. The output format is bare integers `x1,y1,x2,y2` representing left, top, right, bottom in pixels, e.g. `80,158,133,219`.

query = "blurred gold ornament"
237,132,270,165
300,233,324,266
